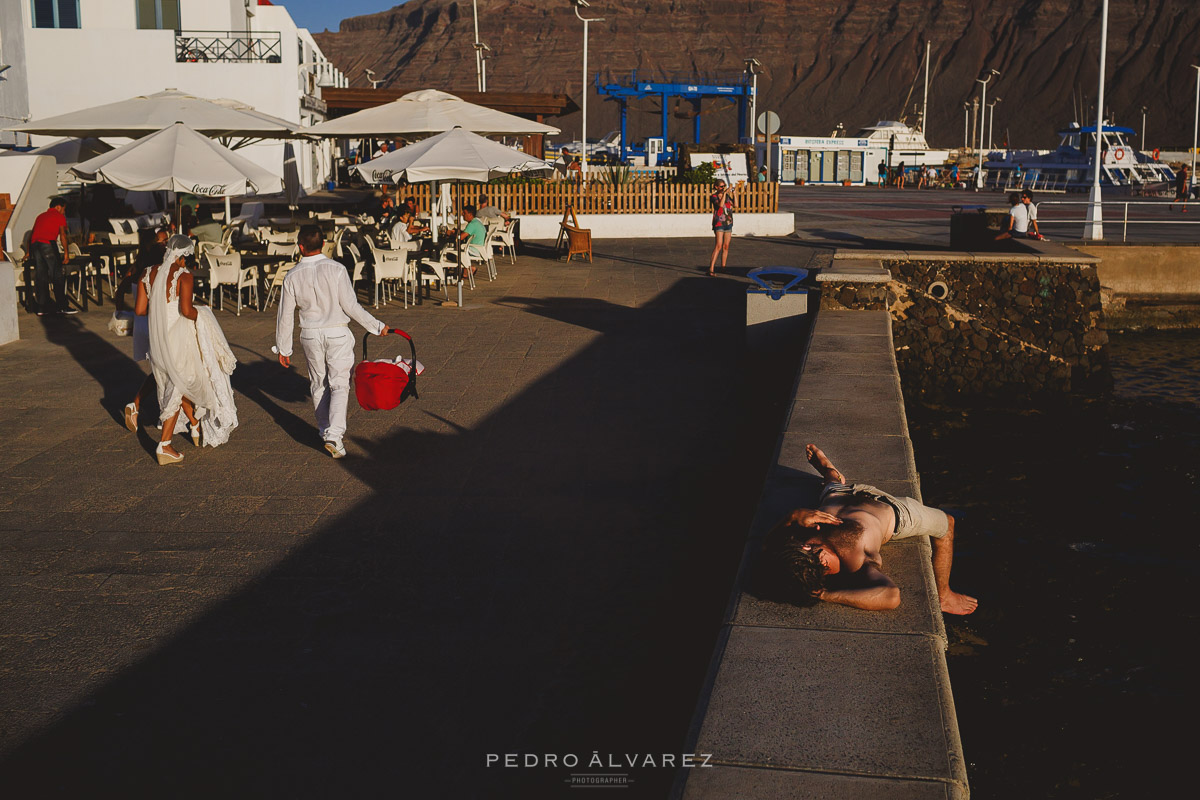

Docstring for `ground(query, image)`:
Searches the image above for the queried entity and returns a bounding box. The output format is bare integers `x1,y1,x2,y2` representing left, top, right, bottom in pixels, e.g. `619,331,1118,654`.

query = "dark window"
136,0,180,30
32,0,80,28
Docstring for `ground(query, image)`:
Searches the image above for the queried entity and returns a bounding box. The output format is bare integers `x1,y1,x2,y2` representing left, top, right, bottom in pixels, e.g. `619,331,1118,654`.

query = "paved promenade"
0,237,822,797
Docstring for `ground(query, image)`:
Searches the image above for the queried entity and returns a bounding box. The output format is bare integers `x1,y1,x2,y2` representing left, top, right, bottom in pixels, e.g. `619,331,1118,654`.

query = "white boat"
983,122,1175,193
854,120,952,167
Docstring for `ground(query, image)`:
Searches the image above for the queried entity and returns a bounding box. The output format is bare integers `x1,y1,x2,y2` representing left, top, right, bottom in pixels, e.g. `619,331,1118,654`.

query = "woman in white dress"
134,235,238,465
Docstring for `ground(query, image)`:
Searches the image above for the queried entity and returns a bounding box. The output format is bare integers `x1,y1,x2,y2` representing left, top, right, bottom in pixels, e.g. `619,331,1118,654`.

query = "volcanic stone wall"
820,255,1111,399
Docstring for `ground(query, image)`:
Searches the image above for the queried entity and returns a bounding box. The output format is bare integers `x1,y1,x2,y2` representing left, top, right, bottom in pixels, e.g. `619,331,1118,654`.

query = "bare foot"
940,590,979,615
806,444,845,484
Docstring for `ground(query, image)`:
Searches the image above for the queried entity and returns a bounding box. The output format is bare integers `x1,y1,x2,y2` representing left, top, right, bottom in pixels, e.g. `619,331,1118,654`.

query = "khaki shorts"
820,483,949,540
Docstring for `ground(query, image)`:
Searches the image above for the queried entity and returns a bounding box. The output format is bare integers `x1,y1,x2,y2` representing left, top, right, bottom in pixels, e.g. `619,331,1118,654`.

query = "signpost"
757,111,780,181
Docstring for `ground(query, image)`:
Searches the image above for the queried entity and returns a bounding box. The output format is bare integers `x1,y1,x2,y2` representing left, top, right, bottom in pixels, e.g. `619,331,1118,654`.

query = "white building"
0,0,347,190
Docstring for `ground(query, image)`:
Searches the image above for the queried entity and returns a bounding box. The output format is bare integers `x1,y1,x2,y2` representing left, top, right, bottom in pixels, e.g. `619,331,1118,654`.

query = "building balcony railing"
176,31,283,64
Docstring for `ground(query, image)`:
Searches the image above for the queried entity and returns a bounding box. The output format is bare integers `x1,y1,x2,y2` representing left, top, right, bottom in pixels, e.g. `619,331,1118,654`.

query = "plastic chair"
264,262,295,308
364,237,414,308
492,217,517,264
205,252,243,312
267,242,298,259
345,242,367,293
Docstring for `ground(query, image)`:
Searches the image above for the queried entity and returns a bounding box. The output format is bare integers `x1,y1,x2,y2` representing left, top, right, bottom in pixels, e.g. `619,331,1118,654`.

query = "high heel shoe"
156,442,184,466
124,403,138,432
190,421,202,447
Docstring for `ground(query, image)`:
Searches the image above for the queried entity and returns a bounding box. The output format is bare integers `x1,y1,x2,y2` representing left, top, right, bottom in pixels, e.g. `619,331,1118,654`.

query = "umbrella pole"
456,180,464,308
225,195,232,226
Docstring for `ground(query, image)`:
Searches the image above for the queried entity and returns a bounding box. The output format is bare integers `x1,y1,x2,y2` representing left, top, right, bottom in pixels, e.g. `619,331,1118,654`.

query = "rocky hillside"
314,0,1200,150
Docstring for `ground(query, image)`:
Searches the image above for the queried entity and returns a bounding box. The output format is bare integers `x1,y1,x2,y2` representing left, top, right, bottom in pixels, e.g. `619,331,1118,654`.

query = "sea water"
906,331,1200,799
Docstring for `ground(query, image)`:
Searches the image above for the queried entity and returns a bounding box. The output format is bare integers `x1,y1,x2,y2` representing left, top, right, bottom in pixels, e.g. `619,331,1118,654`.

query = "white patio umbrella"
5,89,301,146
71,122,284,225
354,127,553,308
306,89,559,137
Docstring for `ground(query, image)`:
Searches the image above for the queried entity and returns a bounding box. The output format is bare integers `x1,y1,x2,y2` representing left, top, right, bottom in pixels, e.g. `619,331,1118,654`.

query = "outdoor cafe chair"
264,261,296,308
205,251,248,313
492,218,517,265
345,242,367,292
65,243,100,303
266,242,298,259
365,237,414,308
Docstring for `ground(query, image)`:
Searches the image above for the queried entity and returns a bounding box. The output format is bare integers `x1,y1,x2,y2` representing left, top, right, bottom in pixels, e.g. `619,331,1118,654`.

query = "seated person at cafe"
402,195,420,218
189,209,223,243
453,206,488,274
475,193,511,223
390,209,427,246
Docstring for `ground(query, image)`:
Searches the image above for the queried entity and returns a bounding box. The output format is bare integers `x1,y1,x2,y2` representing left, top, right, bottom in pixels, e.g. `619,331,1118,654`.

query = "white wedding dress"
146,265,238,447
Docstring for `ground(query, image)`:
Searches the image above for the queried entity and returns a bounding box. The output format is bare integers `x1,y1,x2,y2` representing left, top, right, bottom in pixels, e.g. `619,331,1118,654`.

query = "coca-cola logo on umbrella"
190,184,228,196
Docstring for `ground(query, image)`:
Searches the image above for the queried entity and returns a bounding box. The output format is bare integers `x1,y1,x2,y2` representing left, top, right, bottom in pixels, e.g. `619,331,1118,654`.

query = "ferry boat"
853,120,952,167
982,122,1175,193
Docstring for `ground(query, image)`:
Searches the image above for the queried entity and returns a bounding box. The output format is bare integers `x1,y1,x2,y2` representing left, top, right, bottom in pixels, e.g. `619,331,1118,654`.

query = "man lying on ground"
759,444,978,615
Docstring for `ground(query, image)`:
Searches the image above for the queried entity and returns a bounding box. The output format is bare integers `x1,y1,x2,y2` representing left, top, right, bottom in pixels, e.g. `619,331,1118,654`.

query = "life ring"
1114,147,1126,161
1153,148,1160,161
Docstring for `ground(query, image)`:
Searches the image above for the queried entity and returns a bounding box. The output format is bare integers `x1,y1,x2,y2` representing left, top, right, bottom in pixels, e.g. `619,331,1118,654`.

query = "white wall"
0,1,32,147
7,1,342,190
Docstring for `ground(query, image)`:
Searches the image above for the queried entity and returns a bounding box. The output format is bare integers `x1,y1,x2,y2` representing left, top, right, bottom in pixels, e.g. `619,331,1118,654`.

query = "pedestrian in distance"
28,196,76,316
708,179,735,277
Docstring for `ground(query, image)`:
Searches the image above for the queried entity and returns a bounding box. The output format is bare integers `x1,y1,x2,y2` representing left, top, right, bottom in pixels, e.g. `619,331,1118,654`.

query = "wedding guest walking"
135,235,238,465
275,225,391,459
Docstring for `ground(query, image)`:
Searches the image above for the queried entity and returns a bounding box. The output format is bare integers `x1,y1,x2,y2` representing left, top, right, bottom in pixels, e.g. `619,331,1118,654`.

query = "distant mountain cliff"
314,0,1200,150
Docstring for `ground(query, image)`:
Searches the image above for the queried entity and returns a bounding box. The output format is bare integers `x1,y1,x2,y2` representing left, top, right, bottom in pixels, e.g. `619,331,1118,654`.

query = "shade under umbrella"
307,89,559,137
5,89,300,143
353,127,554,184
354,127,553,309
71,122,284,196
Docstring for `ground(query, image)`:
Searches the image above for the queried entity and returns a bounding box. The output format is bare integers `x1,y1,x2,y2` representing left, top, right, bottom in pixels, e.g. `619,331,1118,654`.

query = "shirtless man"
762,445,978,615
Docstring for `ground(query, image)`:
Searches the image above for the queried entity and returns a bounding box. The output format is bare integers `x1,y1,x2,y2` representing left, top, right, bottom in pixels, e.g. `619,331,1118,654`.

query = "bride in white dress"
134,234,238,465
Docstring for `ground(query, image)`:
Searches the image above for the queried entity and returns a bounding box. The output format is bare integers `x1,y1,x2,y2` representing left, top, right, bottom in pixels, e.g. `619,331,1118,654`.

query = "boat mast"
922,41,931,136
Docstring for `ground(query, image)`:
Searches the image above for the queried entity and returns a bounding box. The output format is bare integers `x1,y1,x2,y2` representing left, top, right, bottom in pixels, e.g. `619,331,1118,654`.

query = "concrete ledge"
817,259,891,283
834,246,1099,264
0,261,18,346
518,212,795,239
676,310,967,798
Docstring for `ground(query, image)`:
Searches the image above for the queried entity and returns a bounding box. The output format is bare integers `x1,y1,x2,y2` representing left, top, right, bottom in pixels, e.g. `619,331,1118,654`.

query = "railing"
176,31,282,64
1031,199,1200,241
391,181,778,215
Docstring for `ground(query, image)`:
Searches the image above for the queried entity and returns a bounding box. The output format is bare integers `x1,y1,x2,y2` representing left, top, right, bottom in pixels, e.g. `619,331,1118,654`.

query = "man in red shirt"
29,197,75,315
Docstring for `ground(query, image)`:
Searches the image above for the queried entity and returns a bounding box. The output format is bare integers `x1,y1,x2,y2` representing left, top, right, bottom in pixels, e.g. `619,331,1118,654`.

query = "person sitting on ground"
1020,188,1043,239
996,191,1035,241
757,444,978,615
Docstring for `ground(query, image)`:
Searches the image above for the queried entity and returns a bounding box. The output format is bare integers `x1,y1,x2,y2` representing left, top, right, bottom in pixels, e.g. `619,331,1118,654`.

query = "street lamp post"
1192,67,1200,199
988,98,1001,149
963,102,970,150
1086,0,1110,240
573,0,604,181
975,69,999,190
471,0,490,92
1141,106,1147,153
744,58,761,144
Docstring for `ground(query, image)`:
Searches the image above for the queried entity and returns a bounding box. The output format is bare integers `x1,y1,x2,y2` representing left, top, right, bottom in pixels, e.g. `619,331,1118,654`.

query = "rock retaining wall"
820,253,1111,399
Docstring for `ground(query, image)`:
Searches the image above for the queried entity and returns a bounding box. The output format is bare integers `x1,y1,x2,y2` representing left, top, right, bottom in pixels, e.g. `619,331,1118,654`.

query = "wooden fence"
391,181,778,216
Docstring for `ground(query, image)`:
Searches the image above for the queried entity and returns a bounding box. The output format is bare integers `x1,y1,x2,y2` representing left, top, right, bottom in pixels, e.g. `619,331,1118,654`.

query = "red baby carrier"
353,328,420,411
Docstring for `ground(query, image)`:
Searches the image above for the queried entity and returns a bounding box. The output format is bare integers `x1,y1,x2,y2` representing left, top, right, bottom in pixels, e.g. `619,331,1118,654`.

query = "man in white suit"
275,225,390,458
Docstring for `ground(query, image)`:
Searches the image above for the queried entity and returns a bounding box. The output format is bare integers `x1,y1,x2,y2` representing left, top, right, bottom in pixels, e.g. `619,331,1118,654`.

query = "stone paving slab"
0,236,826,797
692,626,965,780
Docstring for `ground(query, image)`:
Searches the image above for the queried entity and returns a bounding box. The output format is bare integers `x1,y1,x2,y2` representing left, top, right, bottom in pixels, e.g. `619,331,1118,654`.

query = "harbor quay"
0,236,833,797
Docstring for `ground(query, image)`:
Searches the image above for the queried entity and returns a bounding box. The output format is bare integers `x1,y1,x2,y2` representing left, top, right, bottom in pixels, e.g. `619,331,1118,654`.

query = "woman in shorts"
708,179,735,276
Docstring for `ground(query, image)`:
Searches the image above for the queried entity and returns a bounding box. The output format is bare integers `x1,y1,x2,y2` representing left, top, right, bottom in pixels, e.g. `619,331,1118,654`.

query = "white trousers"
299,326,355,442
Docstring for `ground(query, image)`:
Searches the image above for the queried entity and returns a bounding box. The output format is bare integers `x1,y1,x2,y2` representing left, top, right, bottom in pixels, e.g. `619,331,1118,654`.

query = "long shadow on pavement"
0,275,803,799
